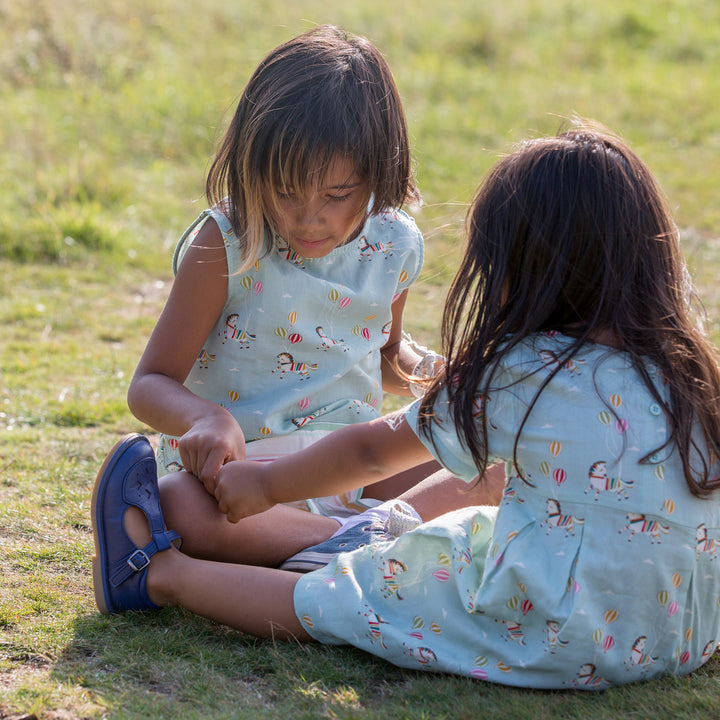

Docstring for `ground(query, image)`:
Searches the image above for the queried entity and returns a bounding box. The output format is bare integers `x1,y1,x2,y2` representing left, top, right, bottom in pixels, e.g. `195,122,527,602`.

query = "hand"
178,411,246,493
213,461,274,523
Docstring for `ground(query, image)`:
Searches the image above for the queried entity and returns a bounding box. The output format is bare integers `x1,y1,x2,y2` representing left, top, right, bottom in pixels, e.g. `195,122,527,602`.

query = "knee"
159,471,208,528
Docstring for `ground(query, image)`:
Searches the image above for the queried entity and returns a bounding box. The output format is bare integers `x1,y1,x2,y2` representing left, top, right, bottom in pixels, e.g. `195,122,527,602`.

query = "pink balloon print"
289,333,302,344
361,327,370,341
680,650,690,665
668,600,679,618
553,468,566,487
521,599,533,616
432,568,450,582
339,296,351,309
615,419,628,434
603,635,615,653
299,397,310,411
470,668,488,680
253,281,263,295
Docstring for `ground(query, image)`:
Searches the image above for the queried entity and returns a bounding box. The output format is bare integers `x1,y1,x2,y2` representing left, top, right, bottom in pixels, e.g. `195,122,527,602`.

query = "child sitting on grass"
93,119,720,689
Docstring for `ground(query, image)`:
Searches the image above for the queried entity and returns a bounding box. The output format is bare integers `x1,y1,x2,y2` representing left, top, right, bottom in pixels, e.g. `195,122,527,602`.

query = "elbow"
126,373,146,418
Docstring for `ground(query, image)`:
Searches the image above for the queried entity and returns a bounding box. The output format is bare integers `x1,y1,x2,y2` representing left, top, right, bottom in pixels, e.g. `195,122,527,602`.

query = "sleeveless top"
157,203,424,474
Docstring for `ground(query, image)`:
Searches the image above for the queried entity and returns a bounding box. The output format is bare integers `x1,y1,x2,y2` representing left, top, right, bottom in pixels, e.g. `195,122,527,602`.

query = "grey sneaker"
279,501,421,573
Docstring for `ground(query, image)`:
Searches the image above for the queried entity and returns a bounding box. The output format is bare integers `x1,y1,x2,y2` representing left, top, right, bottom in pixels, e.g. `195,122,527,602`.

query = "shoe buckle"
127,549,151,572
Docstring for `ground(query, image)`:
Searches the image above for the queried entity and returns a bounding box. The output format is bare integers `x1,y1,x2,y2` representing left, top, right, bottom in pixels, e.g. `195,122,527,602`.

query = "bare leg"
396,463,506,521
362,459,443,501
124,505,311,640
160,471,340,565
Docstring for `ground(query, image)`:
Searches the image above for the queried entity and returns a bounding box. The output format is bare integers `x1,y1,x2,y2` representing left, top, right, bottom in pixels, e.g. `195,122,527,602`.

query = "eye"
326,192,352,203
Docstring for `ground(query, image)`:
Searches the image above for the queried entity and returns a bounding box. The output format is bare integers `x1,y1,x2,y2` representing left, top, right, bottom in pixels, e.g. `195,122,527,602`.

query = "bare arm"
213,411,434,522
127,219,246,483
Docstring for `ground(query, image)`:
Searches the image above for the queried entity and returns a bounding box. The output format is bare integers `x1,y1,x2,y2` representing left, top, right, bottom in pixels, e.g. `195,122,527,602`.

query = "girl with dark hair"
95,120,720,688
123,26,481,569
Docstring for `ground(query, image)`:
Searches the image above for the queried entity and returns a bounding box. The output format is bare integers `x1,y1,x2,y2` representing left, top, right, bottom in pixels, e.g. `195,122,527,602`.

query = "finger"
199,447,227,488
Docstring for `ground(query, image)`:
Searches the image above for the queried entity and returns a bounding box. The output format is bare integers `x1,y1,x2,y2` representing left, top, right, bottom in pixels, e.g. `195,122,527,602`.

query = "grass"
1,0,720,717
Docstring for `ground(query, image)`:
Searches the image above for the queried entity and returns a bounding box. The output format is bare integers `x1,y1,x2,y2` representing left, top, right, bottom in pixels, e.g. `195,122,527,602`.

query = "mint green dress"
294,333,720,688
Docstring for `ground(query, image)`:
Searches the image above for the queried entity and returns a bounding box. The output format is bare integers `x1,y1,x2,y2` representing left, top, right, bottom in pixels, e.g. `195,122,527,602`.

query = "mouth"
294,236,330,249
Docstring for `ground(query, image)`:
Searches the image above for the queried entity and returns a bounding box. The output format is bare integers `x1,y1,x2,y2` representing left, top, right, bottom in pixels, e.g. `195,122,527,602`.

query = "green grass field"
2,0,720,717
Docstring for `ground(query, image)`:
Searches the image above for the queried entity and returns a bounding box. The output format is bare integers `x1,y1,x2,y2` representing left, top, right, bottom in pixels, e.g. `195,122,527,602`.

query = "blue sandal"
91,434,181,614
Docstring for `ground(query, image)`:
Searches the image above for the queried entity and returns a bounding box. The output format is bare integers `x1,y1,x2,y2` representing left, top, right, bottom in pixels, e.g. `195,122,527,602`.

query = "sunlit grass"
2,0,720,717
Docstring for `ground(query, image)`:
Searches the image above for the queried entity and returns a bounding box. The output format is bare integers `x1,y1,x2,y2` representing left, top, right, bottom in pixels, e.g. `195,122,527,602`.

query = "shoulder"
365,208,422,244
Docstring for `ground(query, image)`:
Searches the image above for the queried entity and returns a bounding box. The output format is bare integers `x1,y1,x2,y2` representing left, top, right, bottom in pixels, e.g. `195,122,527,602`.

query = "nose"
294,193,324,227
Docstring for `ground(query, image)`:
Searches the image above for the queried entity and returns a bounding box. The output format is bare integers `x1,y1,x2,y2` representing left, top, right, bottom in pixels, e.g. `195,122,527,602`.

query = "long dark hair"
206,25,418,272
419,119,720,497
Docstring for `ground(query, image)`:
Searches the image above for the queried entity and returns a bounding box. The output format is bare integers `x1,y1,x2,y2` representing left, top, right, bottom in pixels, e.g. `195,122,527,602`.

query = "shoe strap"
109,530,181,588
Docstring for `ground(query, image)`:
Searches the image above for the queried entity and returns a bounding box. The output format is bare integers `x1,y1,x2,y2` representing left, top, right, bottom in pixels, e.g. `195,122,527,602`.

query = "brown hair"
205,25,418,272
419,119,720,497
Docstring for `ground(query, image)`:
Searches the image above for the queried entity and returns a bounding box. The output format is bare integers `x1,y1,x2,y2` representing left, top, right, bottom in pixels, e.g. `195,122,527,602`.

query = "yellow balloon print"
227,390,239,403
610,393,623,408
288,311,297,326
603,609,618,624
549,440,562,458
672,573,682,589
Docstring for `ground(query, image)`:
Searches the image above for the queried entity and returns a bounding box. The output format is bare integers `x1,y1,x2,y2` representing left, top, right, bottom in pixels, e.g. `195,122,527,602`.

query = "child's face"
270,156,369,259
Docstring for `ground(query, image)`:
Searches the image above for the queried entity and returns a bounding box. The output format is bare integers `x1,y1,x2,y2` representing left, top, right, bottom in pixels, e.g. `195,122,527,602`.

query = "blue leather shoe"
92,434,181,614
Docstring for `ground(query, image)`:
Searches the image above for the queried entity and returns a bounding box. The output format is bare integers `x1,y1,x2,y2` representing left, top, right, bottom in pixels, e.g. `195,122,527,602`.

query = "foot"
279,500,421,572
91,434,181,613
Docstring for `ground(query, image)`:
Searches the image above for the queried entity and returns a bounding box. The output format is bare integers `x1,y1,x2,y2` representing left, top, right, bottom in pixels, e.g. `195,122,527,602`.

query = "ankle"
144,547,180,608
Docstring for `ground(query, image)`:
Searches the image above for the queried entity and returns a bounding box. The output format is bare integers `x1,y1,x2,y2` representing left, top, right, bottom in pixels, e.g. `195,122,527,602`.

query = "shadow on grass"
52,607,418,719
51,608,720,719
